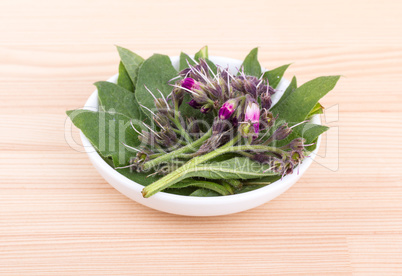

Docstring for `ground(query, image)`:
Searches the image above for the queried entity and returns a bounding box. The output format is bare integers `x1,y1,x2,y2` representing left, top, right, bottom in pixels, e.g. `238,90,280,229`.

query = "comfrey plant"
67,46,340,198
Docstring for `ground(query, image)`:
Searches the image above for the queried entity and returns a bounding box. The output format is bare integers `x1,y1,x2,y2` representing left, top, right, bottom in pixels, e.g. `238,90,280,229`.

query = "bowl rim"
79,55,321,204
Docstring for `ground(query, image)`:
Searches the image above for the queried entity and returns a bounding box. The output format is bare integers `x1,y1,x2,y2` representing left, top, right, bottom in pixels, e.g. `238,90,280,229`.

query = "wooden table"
1,0,401,274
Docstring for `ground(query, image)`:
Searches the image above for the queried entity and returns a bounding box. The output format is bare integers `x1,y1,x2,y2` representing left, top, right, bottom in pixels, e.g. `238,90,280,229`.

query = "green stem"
177,153,195,159
221,179,242,189
142,128,212,171
172,117,193,143
142,135,289,198
149,153,163,159
221,182,234,195
172,100,193,143
154,144,166,154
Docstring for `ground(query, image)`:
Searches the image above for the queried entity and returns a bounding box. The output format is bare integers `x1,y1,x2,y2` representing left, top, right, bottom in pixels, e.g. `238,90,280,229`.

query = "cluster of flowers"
174,59,274,138
130,59,308,177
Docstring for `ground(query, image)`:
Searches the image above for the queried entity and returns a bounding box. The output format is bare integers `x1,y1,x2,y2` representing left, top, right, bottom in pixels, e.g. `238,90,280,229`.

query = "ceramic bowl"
80,56,321,216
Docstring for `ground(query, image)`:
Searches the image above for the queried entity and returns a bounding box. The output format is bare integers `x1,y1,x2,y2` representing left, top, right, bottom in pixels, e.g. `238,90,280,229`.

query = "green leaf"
117,62,134,92
66,109,140,166
116,46,144,89
116,167,162,186
237,175,281,194
96,81,143,120
135,54,178,119
205,59,218,75
267,76,334,149
271,75,340,125
170,179,231,196
307,102,324,119
187,157,276,180
190,189,220,197
263,64,291,89
299,123,328,151
273,122,329,149
179,52,197,71
194,45,208,61
179,49,217,74
244,175,281,185
236,185,264,194
241,47,262,77
271,76,297,110
221,179,242,189
165,187,197,196
95,153,163,187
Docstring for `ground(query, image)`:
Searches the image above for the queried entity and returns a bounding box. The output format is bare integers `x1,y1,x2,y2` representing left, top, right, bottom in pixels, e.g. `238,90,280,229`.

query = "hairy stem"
171,117,193,143
142,128,212,171
142,135,289,198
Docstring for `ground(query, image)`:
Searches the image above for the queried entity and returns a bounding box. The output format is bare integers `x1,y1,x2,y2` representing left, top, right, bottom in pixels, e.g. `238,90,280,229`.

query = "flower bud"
212,118,228,135
231,78,244,92
154,98,169,113
156,128,177,148
200,103,213,114
288,138,306,151
260,109,275,130
271,123,292,141
204,81,223,101
239,122,250,136
179,68,191,78
219,98,240,120
153,113,169,129
186,117,200,135
290,150,303,164
193,90,211,105
136,151,149,163
196,135,226,156
128,151,151,172
188,99,202,109
182,81,211,105
271,158,286,174
154,98,174,118
172,86,185,107
181,77,200,91
252,153,273,165
138,130,156,147
245,102,260,123
244,102,260,135
261,92,272,110
243,78,257,98
198,59,210,77
284,162,294,175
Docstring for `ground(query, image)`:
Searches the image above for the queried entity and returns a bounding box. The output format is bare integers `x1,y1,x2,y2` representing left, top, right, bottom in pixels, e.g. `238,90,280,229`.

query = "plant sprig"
67,46,339,197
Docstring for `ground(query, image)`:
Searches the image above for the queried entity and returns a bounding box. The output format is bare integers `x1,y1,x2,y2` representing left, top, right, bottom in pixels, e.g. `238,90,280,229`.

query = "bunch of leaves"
67,46,339,197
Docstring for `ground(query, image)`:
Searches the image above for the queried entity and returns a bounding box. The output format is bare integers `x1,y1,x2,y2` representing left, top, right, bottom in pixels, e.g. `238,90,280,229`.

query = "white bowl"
80,56,321,216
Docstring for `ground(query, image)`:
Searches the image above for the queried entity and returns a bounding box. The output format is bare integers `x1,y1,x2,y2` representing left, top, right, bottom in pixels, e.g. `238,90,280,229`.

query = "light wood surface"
1,0,402,275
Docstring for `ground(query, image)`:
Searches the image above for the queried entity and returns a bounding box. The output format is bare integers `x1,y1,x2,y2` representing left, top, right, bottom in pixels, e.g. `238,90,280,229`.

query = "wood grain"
1,0,402,274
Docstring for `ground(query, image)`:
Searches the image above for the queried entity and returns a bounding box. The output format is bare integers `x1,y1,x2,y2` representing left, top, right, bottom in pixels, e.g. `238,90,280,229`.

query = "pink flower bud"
181,78,200,91
245,102,260,134
219,98,239,120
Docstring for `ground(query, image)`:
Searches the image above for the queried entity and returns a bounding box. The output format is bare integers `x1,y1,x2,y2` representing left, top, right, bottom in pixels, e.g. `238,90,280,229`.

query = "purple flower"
271,123,292,141
245,102,260,134
200,104,212,114
181,78,199,91
188,99,202,109
260,92,272,110
218,98,239,120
